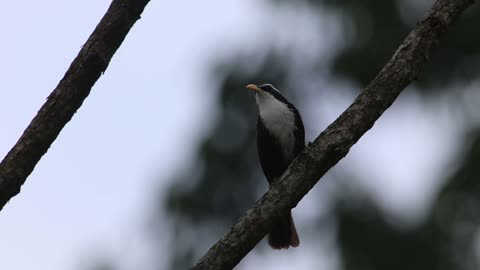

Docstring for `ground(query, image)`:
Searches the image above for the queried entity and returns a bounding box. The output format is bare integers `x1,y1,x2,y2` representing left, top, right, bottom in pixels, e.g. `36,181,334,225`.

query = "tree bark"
192,0,476,269
0,0,150,210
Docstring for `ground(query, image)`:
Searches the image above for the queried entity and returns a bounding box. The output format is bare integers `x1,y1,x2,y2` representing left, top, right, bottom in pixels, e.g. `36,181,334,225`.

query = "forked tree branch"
0,0,150,210
192,0,476,269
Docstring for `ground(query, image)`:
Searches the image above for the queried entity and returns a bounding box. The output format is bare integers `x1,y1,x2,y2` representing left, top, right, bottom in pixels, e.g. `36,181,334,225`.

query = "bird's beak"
246,84,261,92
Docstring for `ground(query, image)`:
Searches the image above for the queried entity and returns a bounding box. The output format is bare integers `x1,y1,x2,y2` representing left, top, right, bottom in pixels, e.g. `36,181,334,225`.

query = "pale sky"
0,1,464,270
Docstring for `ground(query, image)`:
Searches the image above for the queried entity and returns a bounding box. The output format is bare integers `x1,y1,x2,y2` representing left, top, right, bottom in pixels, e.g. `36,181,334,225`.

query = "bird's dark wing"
292,107,306,156
256,118,289,184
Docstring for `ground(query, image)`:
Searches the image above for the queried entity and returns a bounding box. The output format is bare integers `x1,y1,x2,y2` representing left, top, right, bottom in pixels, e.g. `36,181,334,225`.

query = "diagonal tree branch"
0,0,150,211
192,0,476,269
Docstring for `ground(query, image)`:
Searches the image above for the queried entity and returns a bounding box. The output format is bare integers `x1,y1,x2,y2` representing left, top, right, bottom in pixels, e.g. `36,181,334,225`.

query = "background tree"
163,0,480,269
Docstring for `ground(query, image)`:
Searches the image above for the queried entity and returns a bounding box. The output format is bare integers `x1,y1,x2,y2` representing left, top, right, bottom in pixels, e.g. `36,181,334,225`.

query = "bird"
246,83,305,249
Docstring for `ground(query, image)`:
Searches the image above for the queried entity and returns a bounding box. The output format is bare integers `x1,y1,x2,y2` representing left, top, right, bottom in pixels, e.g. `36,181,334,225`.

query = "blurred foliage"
335,131,480,270
274,0,480,89
162,1,480,270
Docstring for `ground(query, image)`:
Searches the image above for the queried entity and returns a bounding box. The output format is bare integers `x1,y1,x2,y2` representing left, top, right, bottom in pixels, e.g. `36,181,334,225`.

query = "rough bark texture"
0,0,150,210
192,0,476,269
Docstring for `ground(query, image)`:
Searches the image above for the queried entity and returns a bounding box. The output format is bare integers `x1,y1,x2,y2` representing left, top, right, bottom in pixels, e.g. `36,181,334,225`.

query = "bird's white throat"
256,93,296,159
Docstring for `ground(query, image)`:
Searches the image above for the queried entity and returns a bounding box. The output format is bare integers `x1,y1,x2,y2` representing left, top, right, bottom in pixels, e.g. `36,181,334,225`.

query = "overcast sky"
0,1,266,269
0,1,465,270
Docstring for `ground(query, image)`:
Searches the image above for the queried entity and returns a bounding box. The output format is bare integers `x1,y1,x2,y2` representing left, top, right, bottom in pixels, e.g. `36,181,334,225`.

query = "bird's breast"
260,109,297,161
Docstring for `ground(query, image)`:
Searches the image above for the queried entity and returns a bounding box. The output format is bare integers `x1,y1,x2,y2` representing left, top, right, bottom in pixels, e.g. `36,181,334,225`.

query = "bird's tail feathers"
268,211,300,249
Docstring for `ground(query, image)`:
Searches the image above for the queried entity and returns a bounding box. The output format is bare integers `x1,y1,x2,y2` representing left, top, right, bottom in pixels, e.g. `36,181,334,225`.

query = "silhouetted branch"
192,0,476,269
0,0,150,211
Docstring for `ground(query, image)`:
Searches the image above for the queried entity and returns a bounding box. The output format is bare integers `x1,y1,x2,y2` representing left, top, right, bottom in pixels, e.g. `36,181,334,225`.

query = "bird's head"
246,83,290,105
246,83,295,120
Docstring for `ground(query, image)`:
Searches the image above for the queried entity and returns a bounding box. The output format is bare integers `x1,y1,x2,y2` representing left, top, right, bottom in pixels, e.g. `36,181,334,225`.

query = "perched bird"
246,83,305,249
